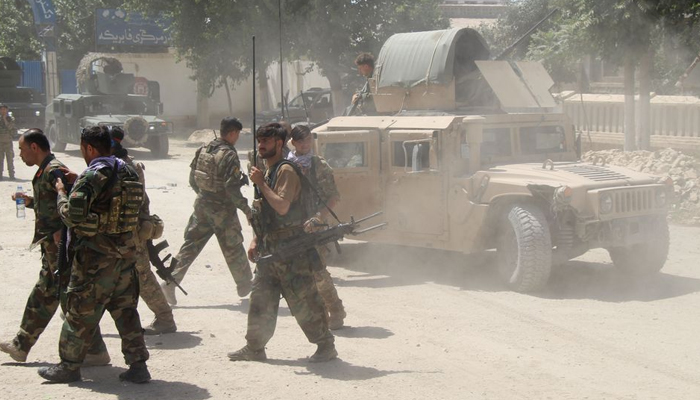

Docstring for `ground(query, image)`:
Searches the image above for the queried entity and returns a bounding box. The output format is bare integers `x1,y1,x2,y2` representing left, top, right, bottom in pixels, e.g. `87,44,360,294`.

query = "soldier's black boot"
38,362,81,383
119,361,151,383
309,341,338,363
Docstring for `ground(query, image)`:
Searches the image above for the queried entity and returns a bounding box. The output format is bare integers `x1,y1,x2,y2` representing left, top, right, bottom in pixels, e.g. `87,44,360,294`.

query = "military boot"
236,280,253,297
160,282,177,306
144,313,177,335
83,351,111,366
228,345,267,362
119,361,151,383
328,301,347,330
309,341,338,363
0,339,27,362
38,362,81,383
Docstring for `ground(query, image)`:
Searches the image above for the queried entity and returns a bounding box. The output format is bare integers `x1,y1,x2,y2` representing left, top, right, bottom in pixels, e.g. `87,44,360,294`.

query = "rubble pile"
583,148,700,224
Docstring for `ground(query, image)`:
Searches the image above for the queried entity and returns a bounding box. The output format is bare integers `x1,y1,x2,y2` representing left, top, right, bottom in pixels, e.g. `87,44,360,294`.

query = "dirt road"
1,138,699,399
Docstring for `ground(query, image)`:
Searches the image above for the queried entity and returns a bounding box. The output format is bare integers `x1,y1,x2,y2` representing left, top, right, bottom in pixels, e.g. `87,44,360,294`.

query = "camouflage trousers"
134,242,172,319
0,140,14,177
60,246,148,368
12,239,106,355
245,248,333,351
172,205,252,289
314,245,343,313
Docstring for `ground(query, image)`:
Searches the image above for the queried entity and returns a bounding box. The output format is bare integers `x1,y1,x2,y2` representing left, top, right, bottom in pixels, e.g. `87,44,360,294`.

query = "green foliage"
0,0,42,61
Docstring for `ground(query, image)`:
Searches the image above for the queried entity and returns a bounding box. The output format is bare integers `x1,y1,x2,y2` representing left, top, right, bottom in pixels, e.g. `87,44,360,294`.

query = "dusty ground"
1,137,700,400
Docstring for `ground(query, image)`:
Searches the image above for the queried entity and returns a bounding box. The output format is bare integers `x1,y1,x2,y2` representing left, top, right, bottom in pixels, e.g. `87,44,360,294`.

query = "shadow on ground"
265,357,417,381
332,242,700,302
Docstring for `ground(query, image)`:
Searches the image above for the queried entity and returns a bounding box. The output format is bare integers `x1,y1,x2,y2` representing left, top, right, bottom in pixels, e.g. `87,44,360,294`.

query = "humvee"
313,28,672,292
46,56,172,157
0,57,45,133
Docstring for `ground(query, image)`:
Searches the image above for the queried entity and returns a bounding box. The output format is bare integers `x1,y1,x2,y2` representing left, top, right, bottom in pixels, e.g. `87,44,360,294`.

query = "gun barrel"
353,222,387,235
353,211,383,224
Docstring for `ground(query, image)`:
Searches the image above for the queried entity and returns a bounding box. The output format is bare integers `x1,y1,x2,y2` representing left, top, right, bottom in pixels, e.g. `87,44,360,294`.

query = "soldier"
287,125,346,329
161,117,253,305
228,122,337,363
0,129,110,365
110,127,177,334
348,53,375,116
38,126,150,383
0,103,17,180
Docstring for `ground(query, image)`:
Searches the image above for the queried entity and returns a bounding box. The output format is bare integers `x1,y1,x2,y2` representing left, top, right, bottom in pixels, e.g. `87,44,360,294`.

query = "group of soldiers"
0,116,346,383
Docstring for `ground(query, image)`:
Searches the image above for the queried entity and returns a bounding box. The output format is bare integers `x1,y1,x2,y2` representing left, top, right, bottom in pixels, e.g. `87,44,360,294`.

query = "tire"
496,204,552,293
608,217,669,275
48,124,66,152
147,135,169,158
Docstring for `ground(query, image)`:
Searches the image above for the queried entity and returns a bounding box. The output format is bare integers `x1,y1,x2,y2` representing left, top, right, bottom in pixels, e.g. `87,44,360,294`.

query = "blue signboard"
96,9,172,46
27,0,57,25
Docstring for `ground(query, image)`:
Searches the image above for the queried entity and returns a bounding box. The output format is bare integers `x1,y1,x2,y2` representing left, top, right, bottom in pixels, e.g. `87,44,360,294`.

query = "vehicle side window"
53,101,60,114
316,94,331,108
322,142,366,168
392,140,432,171
63,101,72,117
520,126,566,154
481,128,512,158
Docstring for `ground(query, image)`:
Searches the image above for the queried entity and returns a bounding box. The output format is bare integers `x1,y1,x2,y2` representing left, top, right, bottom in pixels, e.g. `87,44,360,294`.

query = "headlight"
656,190,667,207
149,125,155,131
35,110,41,117
600,193,613,214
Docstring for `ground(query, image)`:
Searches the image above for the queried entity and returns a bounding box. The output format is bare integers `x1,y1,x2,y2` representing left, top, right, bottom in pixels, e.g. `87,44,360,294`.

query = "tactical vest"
193,143,228,193
73,163,144,237
260,160,315,234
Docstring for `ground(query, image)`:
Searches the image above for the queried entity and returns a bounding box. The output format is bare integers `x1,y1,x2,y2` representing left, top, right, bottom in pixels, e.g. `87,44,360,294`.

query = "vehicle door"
314,129,382,222
385,130,446,236
310,92,333,123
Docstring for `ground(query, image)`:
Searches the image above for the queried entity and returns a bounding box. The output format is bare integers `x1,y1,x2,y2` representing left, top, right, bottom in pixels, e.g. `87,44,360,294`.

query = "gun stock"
147,240,188,295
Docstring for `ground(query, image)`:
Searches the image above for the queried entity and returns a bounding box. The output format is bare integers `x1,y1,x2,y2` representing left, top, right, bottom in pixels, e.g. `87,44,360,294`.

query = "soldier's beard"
260,147,278,159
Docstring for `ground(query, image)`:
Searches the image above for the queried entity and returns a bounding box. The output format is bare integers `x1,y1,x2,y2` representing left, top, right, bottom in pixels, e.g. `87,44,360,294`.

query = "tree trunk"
224,76,233,115
196,79,210,128
324,68,345,117
623,54,637,152
638,48,652,150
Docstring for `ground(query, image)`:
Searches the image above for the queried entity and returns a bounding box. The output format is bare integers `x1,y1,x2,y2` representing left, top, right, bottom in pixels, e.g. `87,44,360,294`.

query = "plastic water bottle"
16,185,25,219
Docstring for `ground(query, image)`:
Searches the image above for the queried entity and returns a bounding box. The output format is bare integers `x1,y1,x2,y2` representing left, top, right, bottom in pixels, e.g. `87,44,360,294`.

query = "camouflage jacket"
0,115,16,143
190,139,250,214
26,154,66,246
287,153,340,210
57,156,137,256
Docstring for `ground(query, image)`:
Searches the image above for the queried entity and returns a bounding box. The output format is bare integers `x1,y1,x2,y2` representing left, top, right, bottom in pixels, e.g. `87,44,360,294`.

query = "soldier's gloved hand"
303,216,326,233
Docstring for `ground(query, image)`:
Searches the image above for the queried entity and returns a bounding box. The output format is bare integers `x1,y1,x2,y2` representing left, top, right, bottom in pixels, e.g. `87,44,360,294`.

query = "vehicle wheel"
608,217,669,275
147,135,169,158
48,124,66,152
496,204,552,293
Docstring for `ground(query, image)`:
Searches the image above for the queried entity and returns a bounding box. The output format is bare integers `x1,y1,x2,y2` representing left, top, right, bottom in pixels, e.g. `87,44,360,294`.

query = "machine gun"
256,211,386,264
147,239,188,295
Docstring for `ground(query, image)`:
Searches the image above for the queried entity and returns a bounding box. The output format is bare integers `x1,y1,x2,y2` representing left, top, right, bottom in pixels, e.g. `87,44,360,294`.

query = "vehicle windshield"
84,97,152,115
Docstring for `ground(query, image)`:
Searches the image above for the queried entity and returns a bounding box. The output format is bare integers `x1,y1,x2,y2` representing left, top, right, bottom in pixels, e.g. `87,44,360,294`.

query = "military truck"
0,57,45,133
46,56,171,157
256,87,334,128
313,28,673,292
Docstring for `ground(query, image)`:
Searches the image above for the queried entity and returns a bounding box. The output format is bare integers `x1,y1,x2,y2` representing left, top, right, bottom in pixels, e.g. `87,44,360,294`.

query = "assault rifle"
147,240,188,295
256,211,386,264
52,169,71,299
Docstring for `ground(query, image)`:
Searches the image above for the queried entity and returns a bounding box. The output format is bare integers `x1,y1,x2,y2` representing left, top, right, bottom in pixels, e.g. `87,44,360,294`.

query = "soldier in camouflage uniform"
110,128,177,334
287,125,346,329
0,103,16,180
38,126,150,384
0,129,109,365
228,122,337,363
161,117,253,305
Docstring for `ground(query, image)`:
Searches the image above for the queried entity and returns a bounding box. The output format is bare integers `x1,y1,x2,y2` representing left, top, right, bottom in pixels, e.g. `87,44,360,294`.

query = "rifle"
52,169,71,299
256,211,386,264
147,239,188,295
344,80,369,116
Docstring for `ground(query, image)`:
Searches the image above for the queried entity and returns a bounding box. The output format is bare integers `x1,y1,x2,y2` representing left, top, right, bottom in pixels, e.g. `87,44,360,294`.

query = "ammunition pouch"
74,212,99,237
193,147,225,193
138,214,165,241
99,179,144,235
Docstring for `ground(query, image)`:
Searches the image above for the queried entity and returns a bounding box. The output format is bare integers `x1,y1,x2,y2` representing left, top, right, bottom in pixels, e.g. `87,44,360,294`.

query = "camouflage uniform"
114,148,175,332
287,153,346,328
1,154,107,359
169,139,252,297
245,161,333,352
56,156,148,369
0,114,16,179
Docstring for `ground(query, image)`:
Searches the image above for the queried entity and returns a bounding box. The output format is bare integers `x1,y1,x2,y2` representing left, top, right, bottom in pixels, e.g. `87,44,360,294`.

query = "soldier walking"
287,125,346,329
0,103,16,180
228,122,337,363
0,129,110,365
38,126,150,383
161,117,253,305
110,127,177,334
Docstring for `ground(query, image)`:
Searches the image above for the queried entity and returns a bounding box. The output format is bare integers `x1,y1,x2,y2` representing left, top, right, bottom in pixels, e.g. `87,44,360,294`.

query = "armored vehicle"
314,28,672,292
0,57,45,133
256,87,334,128
46,56,171,157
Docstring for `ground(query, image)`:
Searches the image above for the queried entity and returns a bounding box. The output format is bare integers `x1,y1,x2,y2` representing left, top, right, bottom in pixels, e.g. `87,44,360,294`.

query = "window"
53,101,60,114
481,128,512,158
520,126,566,154
392,140,432,171
322,142,366,168
63,101,72,116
